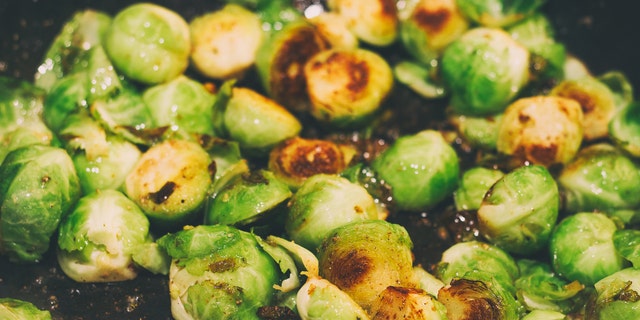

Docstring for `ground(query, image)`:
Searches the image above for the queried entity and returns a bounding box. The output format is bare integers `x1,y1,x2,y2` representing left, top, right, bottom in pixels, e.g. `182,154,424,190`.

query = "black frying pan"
0,0,636,319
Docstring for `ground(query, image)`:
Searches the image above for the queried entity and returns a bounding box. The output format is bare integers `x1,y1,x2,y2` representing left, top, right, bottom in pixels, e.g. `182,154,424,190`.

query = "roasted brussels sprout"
453,166,504,211
371,130,460,212
550,212,624,286
204,169,292,227
213,84,302,156
318,220,415,312
587,267,640,320
441,27,530,116
550,76,619,141
436,240,519,295
268,137,352,189
497,96,584,167
285,174,379,250
189,4,264,80
398,0,469,66
456,0,547,27
327,0,398,46
557,143,640,219
157,224,282,320
0,145,81,263
103,3,190,84
0,298,51,320
57,190,155,282
124,139,213,228
304,47,394,127
478,165,559,255
515,259,585,314
142,75,216,136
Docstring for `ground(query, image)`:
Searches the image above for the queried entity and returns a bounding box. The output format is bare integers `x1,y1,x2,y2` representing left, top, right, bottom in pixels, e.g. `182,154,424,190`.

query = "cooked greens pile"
3,0,640,319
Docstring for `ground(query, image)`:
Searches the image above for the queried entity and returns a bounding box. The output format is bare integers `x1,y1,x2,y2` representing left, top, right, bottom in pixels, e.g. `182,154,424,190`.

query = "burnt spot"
209,257,238,273
558,85,596,113
271,26,328,111
529,143,558,166
413,7,451,34
148,181,177,204
326,249,372,290
518,113,531,123
328,51,370,94
379,0,398,19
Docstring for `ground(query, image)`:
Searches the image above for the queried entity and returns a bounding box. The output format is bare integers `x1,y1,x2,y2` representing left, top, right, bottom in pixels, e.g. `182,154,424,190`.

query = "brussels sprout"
72,134,142,194
255,20,329,112
214,85,302,155
268,137,352,189
455,0,547,27
104,3,190,84
142,75,216,136
588,268,640,320
507,13,566,82
370,286,448,320
0,76,53,163
371,130,460,212
393,60,447,99
56,190,153,282
477,165,559,255
497,96,584,167
34,10,111,91
285,174,379,250
609,101,640,158
296,277,371,320
437,270,521,320
398,0,470,66
557,143,640,217
447,110,504,150
436,240,519,295
0,298,51,320
521,310,567,320
124,139,213,227
515,259,586,314
550,212,624,286
441,27,529,116
453,166,504,211
318,220,415,312
157,224,282,320
550,76,618,141
204,170,292,227
327,0,398,46
0,145,81,263
308,12,359,49
189,4,264,80
304,47,394,127
613,229,640,268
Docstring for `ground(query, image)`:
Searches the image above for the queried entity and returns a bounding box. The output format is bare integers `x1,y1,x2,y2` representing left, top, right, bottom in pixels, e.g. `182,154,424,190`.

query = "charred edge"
148,181,177,204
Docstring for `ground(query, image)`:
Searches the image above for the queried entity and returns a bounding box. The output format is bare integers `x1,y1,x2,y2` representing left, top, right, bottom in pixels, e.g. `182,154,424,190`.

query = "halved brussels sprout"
557,143,640,218
304,47,394,127
157,224,282,320
0,145,81,263
285,174,379,250
204,169,292,227
327,0,398,46
441,27,529,116
497,96,584,167
478,164,559,255
453,166,504,211
268,137,352,189
104,3,190,84
0,298,51,320
550,76,618,141
398,0,469,66
550,212,624,286
455,0,547,27
142,75,216,136
318,220,415,312
124,139,213,228
588,268,640,320
189,4,264,80
57,190,153,282
371,130,460,212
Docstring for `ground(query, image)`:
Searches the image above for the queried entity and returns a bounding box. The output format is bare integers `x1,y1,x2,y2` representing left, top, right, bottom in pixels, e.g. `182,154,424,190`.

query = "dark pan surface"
0,0,636,319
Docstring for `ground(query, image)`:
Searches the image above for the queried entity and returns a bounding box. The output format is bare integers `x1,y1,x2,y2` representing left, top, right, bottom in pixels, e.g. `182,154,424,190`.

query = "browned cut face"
413,7,451,35
324,248,373,290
